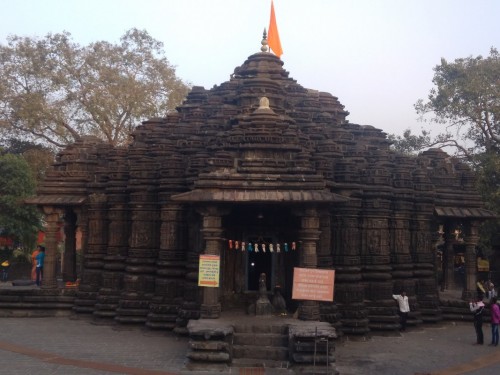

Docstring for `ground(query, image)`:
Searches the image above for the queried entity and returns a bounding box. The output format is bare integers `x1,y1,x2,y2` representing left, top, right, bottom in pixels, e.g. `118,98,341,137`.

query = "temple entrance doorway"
220,205,300,313
246,236,275,291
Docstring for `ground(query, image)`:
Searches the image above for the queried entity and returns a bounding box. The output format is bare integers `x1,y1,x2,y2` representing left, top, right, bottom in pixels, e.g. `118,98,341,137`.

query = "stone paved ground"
336,321,500,375
0,315,500,374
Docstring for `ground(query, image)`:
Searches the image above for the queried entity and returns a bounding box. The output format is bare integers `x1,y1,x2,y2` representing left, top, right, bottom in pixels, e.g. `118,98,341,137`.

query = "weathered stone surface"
187,319,233,339
187,351,230,362
27,43,492,341
189,340,229,351
288,322,337,340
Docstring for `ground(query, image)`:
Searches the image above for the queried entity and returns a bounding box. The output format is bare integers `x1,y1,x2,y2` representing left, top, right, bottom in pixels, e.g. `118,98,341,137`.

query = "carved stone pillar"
116,190,159,324
62,209,77,282
462,221,480,300
332,198,368,335
75,208,88,281
147,203,187,329
42,206,63,289
444,222,457,291
199,206,224,319
317,209,332,268
360,194,395,332
74,194,107,313
93,148,129,322
94,195,129,322
296,207,321,321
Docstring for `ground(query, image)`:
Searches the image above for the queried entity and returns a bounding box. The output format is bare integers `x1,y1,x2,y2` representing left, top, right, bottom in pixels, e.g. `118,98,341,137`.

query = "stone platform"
186,312,337,374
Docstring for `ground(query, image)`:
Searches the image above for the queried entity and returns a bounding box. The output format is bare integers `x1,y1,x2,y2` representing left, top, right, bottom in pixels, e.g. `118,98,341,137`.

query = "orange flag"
268,0,283,57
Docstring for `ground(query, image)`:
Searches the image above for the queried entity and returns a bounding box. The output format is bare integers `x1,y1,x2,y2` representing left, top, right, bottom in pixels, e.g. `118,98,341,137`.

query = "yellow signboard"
478,258,490,272
198,255,220,287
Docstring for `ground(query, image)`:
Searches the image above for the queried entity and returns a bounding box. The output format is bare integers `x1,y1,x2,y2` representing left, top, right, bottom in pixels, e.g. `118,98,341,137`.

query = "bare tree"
0,28,190,148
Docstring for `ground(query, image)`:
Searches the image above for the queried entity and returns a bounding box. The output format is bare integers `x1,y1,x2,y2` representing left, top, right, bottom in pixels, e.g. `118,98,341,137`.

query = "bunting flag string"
226,239,299,252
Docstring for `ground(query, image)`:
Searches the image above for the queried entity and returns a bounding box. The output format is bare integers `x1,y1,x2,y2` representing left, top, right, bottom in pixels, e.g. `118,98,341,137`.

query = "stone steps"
0,288,76,317
231,358,290,370
232,322,290,366
233,332,288,346
233,344,289,361
233,323,289,334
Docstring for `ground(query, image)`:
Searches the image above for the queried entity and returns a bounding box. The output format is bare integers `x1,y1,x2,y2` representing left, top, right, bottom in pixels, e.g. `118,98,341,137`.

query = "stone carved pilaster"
62,209,77,282
294,207,321,321
116,196,159,324
147,203,187,330
462,221,480,301
331,199,367,335
443,222,457,291
41,207,63,289
93,197,129,322
407,215,436,325
360,196,398,332
92,148,130,322
390,215,413,291
75,208,88,281
317,209,332,268
74,194,107,313
198,206,225,319
175,210,203,334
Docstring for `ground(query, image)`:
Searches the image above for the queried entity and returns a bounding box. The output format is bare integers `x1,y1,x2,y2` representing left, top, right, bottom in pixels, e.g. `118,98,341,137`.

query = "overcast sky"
1,0,499,136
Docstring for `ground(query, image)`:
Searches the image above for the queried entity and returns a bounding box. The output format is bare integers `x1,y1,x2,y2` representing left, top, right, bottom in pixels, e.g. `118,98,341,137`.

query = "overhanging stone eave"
25,195,87,206
434,206,497,219
170,189,350,204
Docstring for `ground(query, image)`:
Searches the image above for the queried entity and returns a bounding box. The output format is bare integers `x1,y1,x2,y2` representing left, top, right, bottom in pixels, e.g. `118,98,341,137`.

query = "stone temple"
27,38,494,344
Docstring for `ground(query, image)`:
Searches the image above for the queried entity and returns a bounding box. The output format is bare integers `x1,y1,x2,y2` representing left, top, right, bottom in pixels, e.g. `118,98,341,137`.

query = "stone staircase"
186,318,338,374
0,285,76,317
232,322,290,370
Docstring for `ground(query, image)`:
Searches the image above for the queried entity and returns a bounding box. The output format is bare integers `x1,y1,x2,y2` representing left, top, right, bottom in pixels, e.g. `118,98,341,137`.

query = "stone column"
462,220,480,300
317,209,332,268
432,225,445,291
42,206,62,289
75,208,88,281
444,222,457,291
296,207,321,321
331,199,368,335
147,203,187,329
199,206,224,319
74,194,107,313
62,209,77,282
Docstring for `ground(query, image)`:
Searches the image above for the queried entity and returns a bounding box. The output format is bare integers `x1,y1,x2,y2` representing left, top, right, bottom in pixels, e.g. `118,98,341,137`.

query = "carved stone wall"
31,50,492,337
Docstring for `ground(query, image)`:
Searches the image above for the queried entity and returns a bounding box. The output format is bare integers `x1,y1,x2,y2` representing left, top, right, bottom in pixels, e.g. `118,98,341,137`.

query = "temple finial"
261,28,269,52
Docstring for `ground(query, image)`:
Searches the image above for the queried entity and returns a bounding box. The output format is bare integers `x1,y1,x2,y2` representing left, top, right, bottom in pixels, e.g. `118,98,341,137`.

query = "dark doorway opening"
221,205,300,311
247,241,274,291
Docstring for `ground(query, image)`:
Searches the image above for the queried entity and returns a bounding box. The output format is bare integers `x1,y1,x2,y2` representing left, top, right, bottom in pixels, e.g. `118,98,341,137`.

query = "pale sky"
1,0,499,136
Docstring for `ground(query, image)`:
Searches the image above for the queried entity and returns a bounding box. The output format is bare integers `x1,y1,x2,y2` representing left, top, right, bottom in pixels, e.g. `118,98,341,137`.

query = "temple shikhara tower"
27,35,494,344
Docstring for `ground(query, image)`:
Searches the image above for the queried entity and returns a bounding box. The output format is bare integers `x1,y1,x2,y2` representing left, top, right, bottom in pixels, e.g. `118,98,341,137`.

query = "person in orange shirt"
31,245,42,282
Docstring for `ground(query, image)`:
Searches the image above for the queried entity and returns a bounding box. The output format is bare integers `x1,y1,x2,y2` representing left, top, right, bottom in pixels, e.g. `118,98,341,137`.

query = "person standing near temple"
469,297,485,345
31,245,41,282
393,290,410,331
35,246,45,287
490,297,500,346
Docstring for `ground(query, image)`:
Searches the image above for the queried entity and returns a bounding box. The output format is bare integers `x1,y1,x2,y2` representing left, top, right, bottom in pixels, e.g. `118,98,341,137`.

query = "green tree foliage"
388,129,431,155
0,138,54,184
0,28,190,148
0,153,41,249
414,47,500,159
391,48,500,256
